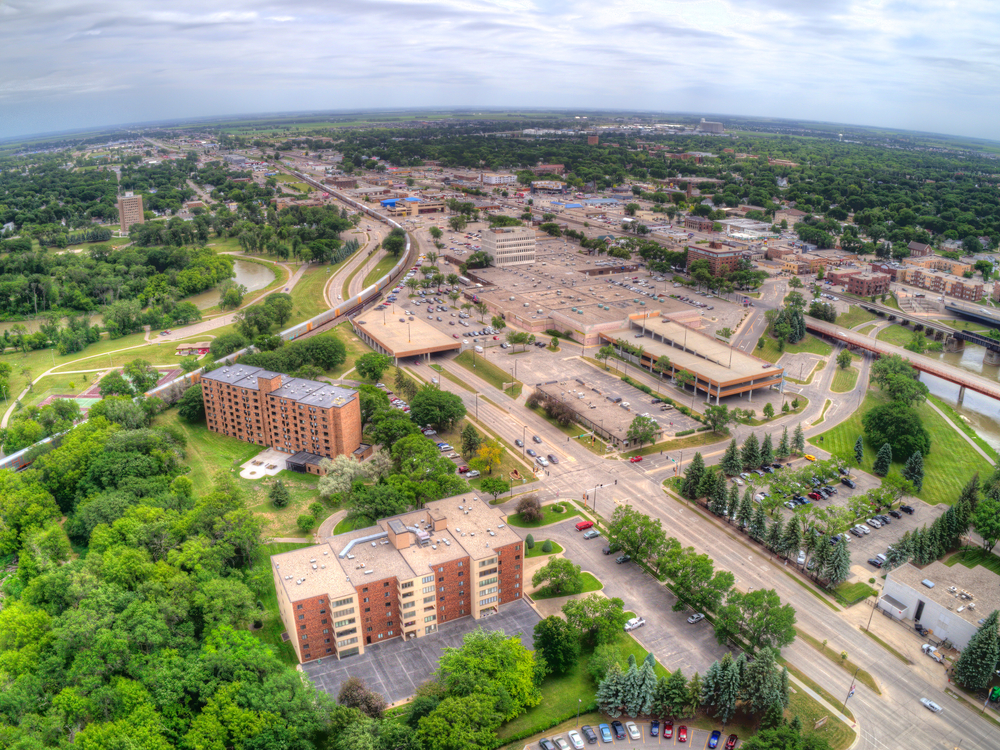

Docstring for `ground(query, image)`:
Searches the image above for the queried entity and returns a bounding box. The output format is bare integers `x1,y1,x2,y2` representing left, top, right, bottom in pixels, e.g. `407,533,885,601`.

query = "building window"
421,575,433,584
424,615,436,623
298,614,304,620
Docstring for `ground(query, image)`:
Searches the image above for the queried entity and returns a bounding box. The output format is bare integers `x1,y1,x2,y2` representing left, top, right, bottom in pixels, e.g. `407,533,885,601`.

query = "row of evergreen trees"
716,426,806,479
596,650,789,727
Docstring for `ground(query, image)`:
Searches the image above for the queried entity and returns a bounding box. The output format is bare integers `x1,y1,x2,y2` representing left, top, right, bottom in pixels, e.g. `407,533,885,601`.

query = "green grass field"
830,366,859,393
810,390,994,504
531,571,603,600
755,329,833,363
328,322,374,379
857,324,877,336
362,253,397,288
875,325,914,347
454,350,523,398
836,305,879,329
285,265,332,326
507,501,587,528
944,548,1000,576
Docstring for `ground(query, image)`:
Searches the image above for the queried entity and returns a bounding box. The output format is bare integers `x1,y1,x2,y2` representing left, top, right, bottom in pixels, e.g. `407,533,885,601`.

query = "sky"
3,0,1000,141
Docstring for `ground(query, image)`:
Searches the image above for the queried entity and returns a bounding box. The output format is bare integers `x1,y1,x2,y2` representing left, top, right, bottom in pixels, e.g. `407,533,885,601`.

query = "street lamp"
576,699,582,727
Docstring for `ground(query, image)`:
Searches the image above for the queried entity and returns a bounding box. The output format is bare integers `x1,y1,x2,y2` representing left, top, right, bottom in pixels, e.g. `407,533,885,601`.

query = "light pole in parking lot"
576,698,582,727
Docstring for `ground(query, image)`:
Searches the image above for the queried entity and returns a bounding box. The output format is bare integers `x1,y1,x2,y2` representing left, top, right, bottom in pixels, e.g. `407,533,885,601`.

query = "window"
479,577,498,587
458,571,464,577
422,586,434,594
457,562,463,567
479,595,498,606
363,597,369,603
362,587,368,593
378,634,384,640
300,624,307,630
298,614,304,620
301,634,308,641
388,630,394,636
332,597,353,608
421,575,433,584
333,608,353,618
438,567,444,573
296,604,303,610
338,637,358,647
323,628,329,634
364,607,370,613
424,615,437,623
423,595,434,604
438,577,444,582
335,618,355,628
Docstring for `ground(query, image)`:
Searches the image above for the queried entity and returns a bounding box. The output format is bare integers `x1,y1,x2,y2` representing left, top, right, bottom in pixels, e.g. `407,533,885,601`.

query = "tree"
823,536,851,585
749,504,767,541
953,609,1000,691
836,350,852,369
124,359,160,393
532,556,583,596
525,534,535,550
704,405,732,434
872,442,893,477
741,433,761,470
863,402,930,461
713,654,742,724
854,435,864,466
596,345,615,369
660,544,735,614
370,408,421,447
737,490,753,530
627,415,658,447
762,402,775,420
626,652,658,718
533,616,580,675
792,423,805,454
721,440,742,477
562,593,628,646
656,668,689,718
382,232,406,258
263,292,294,326
415,694,502,750
777,427,790,460
596,663,627,718
447,215,468,233
409,388,466,430
355,352,393,382
479,476,509,501
760,433,774,466
98,370,133,397
687,673,704,714
714,589,797,652
338,677,388,719
609,505,669,563
681,452,706,499
740,647,786,715
516,495,541,523
269,479,290,508
973,497,1000,553
177,385,205,422
902,451,925,492
588,643,625,684
473,438,504,475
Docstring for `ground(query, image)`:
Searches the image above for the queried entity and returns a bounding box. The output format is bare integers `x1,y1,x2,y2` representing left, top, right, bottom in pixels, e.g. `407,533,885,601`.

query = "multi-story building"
117,192,145,234
765,245,796,261
907,241,935,257
895,267,984,301
200,365,363,473
482,226,536,267
826,268,861,286
686,242,742,275
530,164,564,175
847,272,891,297
683,215,715,233
530,180,565,194
902,255,973,276
480,172,517,186
781,253,829,275
270,494,525,663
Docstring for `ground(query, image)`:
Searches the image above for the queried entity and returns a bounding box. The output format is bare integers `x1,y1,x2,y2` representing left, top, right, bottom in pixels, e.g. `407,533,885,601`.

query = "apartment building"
895,267,984,301
902,255,973,276
117,192,145,233
683,215,715,233
482,225,536,267
480,172,517,186
686,242,743,275
530,164,564,175
846,272,891,297
201,365,362,471
270,494,524,663
781,253,829,275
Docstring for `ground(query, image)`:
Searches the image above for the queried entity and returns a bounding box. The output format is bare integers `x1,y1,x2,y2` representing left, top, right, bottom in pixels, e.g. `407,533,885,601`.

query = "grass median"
454,350,522,398
795,628,881,694
531,572,603,600
830,366,858,393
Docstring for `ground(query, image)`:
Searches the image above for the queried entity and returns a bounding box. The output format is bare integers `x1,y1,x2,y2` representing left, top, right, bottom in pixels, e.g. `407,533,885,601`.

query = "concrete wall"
882,577,978,649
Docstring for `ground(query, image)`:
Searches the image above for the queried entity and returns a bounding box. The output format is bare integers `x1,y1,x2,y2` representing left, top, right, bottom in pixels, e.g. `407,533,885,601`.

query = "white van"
474,345,484,354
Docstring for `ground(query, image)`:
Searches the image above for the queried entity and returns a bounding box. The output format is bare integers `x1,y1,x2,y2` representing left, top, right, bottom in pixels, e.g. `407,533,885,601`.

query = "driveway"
302,598,541,704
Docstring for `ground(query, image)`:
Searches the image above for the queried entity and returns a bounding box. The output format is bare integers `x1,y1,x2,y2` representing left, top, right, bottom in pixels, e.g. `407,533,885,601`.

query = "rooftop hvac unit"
310,559,316,563
470,532,475,536
347,554,355,559
432,545,437,550
497,523,505,528
321,565,326,569
312,564,318,570
371,542,376,547
364,570,374,575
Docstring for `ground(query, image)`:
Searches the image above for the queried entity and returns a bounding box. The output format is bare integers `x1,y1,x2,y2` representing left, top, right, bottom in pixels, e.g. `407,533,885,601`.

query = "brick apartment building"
201,365,363,472
847,272,891,297
826,268,861,286
765,245,796,261
117,192,144,233
894,267,984,301
686,242,743,275
683,215,715,233
270,494,524,663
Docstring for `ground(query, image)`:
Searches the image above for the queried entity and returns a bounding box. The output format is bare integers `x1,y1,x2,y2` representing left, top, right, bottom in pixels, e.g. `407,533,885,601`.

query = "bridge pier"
958,385,966,405
933,329,945,341
944,336,964,353
985,349,1000,367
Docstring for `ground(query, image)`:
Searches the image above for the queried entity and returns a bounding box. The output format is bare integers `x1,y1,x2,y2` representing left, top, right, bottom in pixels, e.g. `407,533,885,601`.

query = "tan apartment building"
781,253,829,275
480,172,518,186
270,494,524,663
201,365,363,473
483,225,536,267
895,268,984,301
118,192,145,233
902,255,973,276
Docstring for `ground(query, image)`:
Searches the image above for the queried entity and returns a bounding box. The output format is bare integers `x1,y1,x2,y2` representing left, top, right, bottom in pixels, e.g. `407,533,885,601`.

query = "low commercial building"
765,245,796,261
683,216,715,233
380,196,445,217
781,253,829,275
480,172,517,186
846,272,890,297
324,177,358,190
531,181,566,194
879,561,1000,650
352,314,461,362
270,494,525,663
686,242,744,275
531,164,564,175
482,225,536,267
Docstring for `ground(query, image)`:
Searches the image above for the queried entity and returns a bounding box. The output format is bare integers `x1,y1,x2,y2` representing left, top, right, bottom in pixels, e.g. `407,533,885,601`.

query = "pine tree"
628,653,658,717
958,473,982,513
596,663,626,718
737,490,753,530
954,610,1000,691
698,469,718,500
823,536,851,585
525,534,535,549
810,536,830,578
760,701,786,730
766,515,784,553
854,435,864,465
687,672,704,714
714,653,741,724
727,484,740,523
664,668,688,716
793,423,805,454
789,715,802,735
710,473,728,516
782,517,801,561
740,647,783,714
620,654,639,715
779,666,790,708
781,400,790,414
750,504,767,541
777,426,790,459
682,452,706,499
650,676,671,719
741,433,761,470
873,442,892,476
761,432,774,466
269,479,291,508
902,451,924,492
721,440,743,476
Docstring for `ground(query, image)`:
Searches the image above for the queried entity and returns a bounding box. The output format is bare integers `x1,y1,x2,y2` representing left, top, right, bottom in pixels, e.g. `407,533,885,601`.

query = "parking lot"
536,722,743,749
302,598,540,704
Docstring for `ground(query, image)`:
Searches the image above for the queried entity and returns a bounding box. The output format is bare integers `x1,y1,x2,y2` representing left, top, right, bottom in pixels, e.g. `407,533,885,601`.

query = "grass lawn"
795,629,880,694
836,305,879,329
810,390,993,504
362,252,397,288
507,501,586,528
813,399,832,425
928,394,1000,462
334,515,373,534
252,541,311,665
328,322,374,379
623,429,728,458
525,540,564,558
755,328,833,364
285,265,333,326
857,323,877,336
875,324,915,347
830,366,859,393
19,373,97,408
780,660,857,747
531,572,603,600
944,547,1000,576
454,350,522,398
831,581,877,606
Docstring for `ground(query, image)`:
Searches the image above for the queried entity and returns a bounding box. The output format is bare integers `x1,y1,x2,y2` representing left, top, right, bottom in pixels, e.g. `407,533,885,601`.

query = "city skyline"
3,0,1000,141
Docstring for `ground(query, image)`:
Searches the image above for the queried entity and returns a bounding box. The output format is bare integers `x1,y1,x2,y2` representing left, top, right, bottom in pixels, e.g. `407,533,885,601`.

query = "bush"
676,429,696,437
297,514,316,533
541,540,553,553
526,534,535,549
516,494,542,522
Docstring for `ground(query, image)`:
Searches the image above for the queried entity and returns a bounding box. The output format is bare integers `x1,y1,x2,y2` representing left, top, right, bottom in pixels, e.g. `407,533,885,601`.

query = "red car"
725,734,738,750
629,456,643,463
457,466,469,474
808,492,822,501
678,726,688,743
663,721,673,739
575,521,593,531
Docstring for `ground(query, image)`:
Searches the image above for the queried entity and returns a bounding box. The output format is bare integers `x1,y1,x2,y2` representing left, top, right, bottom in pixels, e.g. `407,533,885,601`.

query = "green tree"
792,423,805,454
740,647,786,715
836,350,852,369
863,402,930,461
760,433,774,466
609,504,669,563
263,292,294,326
660,544,735,614
355,352,393,382
681,452,706,499
177,385,205,422
415,694,502,750
409,388,467,430
269,479,290,509
525,533,535,550
741,433,761,470
596,663,627,718
704,404,732,434
562,593,628,646
902,451,925,492
627,415,658,447
714,588,797,652
823,536,851,585
777,426,790,460
721,440,742,477
460,423,481,456
588,643,625,684
98,370,133,398
854,435,864,466
973,496,1000,553
479,476,509,501
953,610,1000,691
532,616,580,674
872,442,893,477
532,556,583,596
763,402,775,420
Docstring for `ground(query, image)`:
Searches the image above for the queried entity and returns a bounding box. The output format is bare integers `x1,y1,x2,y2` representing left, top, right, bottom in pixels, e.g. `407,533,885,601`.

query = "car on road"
804,454,816,461
610,721,625,740
536,456,550,467
841,477,856,488
533,435,543,443
629,456,643,463
920,698,943,713
725,734,738,750
598,723,613,742
547,454,559,464
539,739,556,750
615,554,631,564
526,449,537,457
582,529,601,539
580,726,598,744
687,613,705,624
678,725,688,743
650,720,659,737
626,722,640,740
515,439,524,447
709,730,722,748
566,729,584,749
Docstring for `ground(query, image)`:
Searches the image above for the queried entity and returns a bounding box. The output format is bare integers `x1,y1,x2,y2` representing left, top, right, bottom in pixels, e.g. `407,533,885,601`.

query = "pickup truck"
624,617,646,631
922,644,944,663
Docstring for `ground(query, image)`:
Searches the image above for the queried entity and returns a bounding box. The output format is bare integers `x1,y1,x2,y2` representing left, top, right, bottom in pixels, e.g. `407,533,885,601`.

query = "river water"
185,259,275,309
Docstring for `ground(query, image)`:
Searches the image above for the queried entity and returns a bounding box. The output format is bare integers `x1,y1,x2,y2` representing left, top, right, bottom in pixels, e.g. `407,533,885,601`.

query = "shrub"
516,494,542,522
541,540,553,553
269,480,290,509
526,534,535,549
297,514,316,533
676,429,696,437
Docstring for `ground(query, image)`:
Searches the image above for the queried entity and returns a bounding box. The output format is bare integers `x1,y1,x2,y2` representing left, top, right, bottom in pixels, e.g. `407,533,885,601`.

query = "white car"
624,617,646,631
566,730,584,750
797,550,806,565
687,613,705,624
733,477,744,486
920,698,943,713
626,722,640,740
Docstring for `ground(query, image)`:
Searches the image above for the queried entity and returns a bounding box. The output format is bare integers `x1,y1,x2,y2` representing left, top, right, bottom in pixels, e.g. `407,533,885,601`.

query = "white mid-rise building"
483,226,535,267
480,172,517,186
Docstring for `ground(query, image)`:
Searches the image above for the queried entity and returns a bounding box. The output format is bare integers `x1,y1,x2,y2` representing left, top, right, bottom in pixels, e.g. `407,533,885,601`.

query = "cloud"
0,0,998,140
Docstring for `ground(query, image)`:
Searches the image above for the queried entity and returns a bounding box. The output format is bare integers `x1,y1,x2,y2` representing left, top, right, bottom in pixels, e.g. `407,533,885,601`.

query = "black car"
900,505,915,514
877,514,891,525
841,477,856,489
772,463,783,469
838,466,848,475
539,739,556,750
615,554,631,564
760,466,773,474
547,454,560,465
868,558,883,568
602,543,621,555
889,510,902,519
611,721,625,740
580,725,598,744
820,487,833,497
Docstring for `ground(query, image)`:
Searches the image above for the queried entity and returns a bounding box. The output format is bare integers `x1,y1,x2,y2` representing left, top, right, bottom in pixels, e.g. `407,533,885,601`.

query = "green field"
875,325,914,347
830,366,859,393
328,322,375,379
755,329,833,363
944,548,1000,576
525,540,564,558
623,429,728,458
531,571,603,600
362,253,397,288
857,324,877,336
836,305,879,329
810,390,994,504
285,265,332,326
454,350,523,398
506,501,587,528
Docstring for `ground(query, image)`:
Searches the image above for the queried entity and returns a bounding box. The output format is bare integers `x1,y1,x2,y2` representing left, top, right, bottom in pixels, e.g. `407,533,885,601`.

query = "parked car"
900,505,915,514
539,739,556,750
625,722,640,740
709,730,722,749
804,454,817,461
603,543,621,555
797,550,806,565
615,554,631,564
922,644,944,663
678,725,688,743
553,738,570,750
663,721,673,739
567,729,584,749
580,726,598,745
889,510,902,519
598,724,613,743
687,613,705,624
630,456,643,463
611,720,625,740
841,477,856,488
624,617,646,631
575,521,593,531
457,465,469,473
466,470,480,478
868,558,883,568
583,529,601,539
726,734,739,750
650,720,659,737
808,492,822,501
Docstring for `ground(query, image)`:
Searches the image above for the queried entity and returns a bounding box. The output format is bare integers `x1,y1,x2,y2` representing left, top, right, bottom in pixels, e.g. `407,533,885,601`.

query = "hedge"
676,429,696,437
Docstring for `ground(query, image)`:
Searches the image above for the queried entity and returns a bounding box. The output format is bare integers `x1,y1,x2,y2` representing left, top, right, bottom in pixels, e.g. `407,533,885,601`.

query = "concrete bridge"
804,318,1000,404
855,301,1000,361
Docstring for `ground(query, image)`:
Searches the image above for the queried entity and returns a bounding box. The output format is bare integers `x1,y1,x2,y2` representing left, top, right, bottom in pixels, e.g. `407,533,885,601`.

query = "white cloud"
1,0,999,140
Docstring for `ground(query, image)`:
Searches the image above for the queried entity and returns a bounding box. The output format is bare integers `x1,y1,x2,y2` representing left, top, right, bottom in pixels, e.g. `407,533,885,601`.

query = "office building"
482,226,536,267
480,172,517,186
117,192,145,234
270,494,525,663
696,118,725,134
200,365,363,472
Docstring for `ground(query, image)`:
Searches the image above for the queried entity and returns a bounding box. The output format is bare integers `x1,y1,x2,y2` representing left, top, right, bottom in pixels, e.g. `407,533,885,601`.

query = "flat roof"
354,314,461,358
270,378,357,408
891,561,1000,629
202,365,282,388
607,316,782,385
